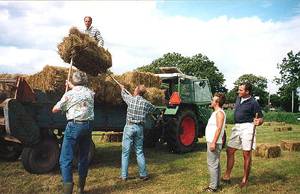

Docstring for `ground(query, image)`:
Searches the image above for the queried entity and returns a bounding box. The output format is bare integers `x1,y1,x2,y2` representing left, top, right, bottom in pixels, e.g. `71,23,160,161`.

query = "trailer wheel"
21,138,59,174
0,142,22,161
73,140,95,167
165,109,198,153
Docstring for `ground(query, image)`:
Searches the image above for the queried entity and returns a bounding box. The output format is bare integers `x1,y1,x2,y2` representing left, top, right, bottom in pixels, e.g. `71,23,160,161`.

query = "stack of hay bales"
57,27,112,76
23,66,165,105
280,140,300,151
254,143,281,158
25,65,69,101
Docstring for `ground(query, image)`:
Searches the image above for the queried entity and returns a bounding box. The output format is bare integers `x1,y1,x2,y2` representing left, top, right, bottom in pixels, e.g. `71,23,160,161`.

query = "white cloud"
0,1,299,94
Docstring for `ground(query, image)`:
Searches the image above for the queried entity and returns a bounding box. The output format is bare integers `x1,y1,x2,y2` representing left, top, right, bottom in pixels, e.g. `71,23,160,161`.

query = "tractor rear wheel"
165,109,198,153
21,138,59,174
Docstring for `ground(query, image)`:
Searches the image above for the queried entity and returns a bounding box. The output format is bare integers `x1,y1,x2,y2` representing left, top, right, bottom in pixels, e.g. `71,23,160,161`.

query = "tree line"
136,51,300,112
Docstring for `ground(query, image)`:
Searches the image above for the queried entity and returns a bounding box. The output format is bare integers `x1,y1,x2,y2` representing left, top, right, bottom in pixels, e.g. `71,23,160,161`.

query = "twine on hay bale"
254,143,281,158
280,140,300,152
57,27,112,76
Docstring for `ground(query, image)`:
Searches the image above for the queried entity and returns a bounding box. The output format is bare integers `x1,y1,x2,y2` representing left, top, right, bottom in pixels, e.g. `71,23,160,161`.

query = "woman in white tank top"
203,93,226,192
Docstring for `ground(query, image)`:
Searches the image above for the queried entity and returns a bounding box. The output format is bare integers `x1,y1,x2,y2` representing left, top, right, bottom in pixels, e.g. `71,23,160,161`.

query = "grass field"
0,123,300,194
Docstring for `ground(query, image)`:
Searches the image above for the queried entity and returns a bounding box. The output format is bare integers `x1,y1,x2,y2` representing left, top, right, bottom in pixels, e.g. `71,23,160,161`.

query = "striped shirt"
84,26,104,46
121,89,157,124
54,86,95,121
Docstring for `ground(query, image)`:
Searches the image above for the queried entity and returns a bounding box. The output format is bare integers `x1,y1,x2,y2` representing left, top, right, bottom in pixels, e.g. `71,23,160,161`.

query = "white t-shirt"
205,109,226,144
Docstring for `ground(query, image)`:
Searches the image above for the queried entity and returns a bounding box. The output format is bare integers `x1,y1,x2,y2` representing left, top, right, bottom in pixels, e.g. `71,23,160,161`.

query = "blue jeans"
60,121,92,183
121,124,147,178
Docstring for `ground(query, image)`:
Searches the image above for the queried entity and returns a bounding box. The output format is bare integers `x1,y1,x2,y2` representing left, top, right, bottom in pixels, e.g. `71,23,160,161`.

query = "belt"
68,119,90,124
127,121,144,125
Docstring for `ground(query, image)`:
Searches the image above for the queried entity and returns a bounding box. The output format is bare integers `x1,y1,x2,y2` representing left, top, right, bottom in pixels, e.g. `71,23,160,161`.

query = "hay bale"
97,132,123,143
144,87,165,105
23,66,164,105
118,71,161,92
57,27,112,76
273,127,282,132
282,126,292,131
263,122,271,126
273,126,292,132
280,140,300,151
254,144,281,158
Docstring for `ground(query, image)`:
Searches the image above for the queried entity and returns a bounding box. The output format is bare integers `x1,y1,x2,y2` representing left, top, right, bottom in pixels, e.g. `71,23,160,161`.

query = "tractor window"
194,80,212,103
180,79,192,102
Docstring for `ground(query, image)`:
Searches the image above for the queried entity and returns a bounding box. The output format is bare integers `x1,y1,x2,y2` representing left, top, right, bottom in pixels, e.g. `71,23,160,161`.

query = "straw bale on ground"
273,126,292,132
280,140,300,151
96,132,123,143
57,27,112,76
254,144,281,158
263,122,271,126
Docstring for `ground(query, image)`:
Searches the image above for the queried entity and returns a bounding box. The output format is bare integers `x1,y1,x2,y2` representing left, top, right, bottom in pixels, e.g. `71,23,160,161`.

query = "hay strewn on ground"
254,143,281,158
19,66,164,105
57,27,112,76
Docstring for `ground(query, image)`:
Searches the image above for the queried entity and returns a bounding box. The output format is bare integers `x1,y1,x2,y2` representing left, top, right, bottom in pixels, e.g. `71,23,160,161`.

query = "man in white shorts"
222,83,263,188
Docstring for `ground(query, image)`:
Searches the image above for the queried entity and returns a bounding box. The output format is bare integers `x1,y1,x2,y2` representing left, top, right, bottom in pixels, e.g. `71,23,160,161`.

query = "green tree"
275,50,300,112
270,94,281,108
228,74,269,107
137,52,225,93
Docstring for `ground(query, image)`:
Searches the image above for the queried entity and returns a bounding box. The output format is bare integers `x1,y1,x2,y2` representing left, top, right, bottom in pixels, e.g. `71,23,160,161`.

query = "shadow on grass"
221,170,288,190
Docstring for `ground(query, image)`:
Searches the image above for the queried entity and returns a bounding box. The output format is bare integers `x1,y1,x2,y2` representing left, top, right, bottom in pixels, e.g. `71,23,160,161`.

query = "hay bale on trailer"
254,144,281,158
57,27,112,76
280,140,300,151
22,66,165,105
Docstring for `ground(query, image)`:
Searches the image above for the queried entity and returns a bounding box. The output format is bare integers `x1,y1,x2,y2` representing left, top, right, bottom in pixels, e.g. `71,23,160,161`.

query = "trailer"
0,68,213,174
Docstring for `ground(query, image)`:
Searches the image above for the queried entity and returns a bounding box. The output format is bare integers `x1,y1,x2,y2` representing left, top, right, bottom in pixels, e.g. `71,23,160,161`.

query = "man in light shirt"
83,16,104,46
222,83,263,188
52,71,95,194
204,93,226,192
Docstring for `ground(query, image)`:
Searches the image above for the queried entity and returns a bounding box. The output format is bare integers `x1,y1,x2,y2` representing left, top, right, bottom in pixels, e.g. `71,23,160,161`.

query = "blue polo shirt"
234,97,263,124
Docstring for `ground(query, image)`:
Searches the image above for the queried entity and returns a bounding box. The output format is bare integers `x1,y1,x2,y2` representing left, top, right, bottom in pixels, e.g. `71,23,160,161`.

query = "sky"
0,1,299,94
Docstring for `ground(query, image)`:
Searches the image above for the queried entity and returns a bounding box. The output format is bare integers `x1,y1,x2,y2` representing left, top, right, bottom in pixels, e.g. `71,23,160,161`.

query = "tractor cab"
156,67,212,107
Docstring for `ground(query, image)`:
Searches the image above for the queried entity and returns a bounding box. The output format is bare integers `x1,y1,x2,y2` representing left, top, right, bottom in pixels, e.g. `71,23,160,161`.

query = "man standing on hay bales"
204,93,226,192
222,82,263,188
83,16,104,46
52,72,94,194
118,84,157,181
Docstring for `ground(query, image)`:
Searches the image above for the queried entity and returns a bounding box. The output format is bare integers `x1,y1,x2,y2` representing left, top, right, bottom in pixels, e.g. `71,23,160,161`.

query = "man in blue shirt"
222,83,263,188
118,84,157,181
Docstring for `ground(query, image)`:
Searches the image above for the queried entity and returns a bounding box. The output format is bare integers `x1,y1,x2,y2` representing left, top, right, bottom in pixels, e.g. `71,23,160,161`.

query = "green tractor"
144,67,212,153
